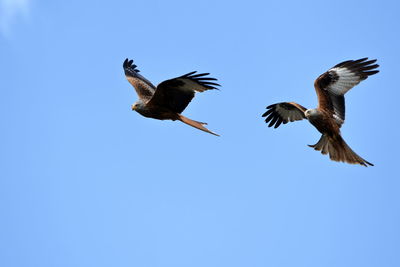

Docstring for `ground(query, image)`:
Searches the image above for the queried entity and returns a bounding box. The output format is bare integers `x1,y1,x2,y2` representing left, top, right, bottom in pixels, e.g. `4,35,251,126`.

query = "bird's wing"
147,71,220,114
314,58,379,125
123,58,156,103
262,102,307,128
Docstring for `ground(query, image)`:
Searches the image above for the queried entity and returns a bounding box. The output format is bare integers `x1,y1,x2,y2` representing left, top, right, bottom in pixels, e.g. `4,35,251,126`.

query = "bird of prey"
123,59,220,136
262,58,379,166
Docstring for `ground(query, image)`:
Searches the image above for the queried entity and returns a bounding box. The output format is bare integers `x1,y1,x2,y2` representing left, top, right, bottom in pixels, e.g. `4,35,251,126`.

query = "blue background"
1,0,399,266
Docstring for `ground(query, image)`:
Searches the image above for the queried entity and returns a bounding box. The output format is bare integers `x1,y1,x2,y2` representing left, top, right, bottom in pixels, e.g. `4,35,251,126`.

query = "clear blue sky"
1,0,399,266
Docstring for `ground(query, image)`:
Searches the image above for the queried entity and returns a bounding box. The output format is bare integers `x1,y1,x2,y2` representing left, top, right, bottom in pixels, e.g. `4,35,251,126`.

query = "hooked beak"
131,104,136,111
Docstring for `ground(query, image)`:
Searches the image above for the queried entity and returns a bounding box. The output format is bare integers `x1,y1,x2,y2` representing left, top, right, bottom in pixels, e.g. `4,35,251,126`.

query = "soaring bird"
123,59,220,136
262,58,379,166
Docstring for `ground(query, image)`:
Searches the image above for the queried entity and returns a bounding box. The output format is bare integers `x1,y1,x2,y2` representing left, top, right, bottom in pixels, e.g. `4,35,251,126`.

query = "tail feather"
178,114,219,136
308,134,373,167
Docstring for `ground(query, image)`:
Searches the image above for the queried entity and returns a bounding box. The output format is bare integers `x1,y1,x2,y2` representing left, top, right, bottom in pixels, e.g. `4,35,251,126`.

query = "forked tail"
178,114,219,136
308,134,373,167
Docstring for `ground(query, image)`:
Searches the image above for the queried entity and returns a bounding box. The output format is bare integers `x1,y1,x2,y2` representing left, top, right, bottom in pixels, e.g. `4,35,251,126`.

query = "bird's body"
306,108,340,137
133,100,178,120
262,58,379,167
123,59,220,136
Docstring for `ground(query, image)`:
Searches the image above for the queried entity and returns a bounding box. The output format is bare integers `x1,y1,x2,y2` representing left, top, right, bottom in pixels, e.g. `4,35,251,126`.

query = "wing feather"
148,71,220,114
262,102,307,128
123,58,156,102
314,58,379,126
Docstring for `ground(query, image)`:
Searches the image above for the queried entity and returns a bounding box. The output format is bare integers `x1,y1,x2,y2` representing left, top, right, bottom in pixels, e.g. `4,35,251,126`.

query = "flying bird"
262,58,379,166
123,58,220,136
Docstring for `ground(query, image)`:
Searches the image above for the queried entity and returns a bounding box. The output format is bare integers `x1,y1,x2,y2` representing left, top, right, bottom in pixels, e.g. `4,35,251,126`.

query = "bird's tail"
177,114,219,136
308,134,373,167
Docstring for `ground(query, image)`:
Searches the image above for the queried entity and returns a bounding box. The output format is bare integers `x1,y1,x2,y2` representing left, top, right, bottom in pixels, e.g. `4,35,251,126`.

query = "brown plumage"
123,59,220,136
262,58,379,167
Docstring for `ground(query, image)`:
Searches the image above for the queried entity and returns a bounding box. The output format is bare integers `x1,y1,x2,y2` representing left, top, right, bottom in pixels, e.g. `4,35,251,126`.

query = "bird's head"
131,100,145,111
305,108,319,118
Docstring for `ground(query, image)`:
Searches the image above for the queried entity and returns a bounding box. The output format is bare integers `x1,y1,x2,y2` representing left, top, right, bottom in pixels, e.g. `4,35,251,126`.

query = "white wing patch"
276,106,304,122
328,68,362,95
333,114,344,125
177,78,210,93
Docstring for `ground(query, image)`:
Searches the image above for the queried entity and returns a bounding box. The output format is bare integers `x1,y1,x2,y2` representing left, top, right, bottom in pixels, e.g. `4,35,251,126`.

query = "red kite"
262,58,379,166
123,59,220,136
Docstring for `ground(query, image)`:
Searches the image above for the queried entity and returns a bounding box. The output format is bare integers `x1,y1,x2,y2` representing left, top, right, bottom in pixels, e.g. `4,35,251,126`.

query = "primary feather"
123,58,156,103
148,71,220,114
314,58,379,125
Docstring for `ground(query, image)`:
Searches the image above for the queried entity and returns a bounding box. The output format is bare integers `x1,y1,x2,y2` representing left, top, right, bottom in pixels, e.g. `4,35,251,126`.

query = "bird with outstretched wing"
262,58,379,166
123,59,220,136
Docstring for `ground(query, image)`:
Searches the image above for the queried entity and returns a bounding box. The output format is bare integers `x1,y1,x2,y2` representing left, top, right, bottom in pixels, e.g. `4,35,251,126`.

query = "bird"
123,58,220,136
262,58,379,167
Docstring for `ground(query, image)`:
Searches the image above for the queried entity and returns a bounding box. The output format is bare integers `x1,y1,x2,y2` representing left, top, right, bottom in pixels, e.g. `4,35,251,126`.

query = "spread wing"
262,102,307,128
314,58,379,125
123,58,156,103
147,71,220,114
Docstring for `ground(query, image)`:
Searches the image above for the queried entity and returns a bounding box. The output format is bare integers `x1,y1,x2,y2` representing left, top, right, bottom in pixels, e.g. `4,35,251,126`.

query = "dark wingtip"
262,106,274,117
274,118,283,128
266,104,275,109
182,71,197,77
337,57,380,78
183,71,221,89
355,57,369,62
366,58,377,64
123,58,140,73
364,160,374,167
